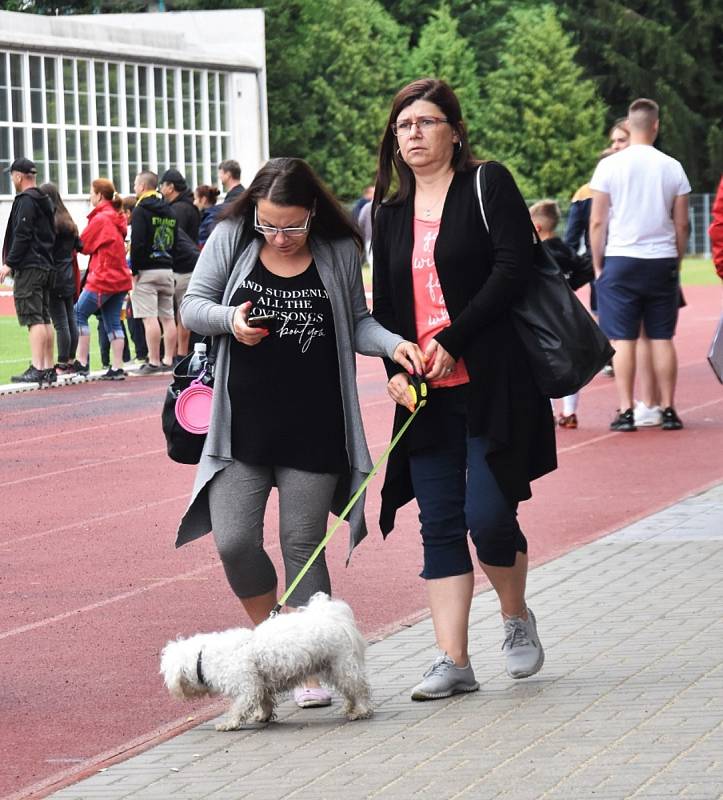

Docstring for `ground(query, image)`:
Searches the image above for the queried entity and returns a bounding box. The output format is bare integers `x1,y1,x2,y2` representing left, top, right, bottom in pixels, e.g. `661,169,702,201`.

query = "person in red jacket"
710,176,723,281
74,178,132,380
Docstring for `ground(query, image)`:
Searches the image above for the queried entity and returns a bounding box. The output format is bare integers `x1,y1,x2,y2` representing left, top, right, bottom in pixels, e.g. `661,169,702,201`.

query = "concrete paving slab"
50,484,723,800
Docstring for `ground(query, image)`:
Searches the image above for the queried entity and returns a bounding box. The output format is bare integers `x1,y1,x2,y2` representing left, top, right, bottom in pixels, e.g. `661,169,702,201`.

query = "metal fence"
688,194,714,257
555,193,714,258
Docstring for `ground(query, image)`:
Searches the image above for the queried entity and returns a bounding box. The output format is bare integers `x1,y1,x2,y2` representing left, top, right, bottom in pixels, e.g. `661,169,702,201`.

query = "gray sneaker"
502,608,544,679
411,653,479,701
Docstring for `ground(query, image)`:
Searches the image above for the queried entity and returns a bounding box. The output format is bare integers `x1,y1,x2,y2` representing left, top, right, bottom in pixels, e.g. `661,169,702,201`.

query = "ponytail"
92,178,118,206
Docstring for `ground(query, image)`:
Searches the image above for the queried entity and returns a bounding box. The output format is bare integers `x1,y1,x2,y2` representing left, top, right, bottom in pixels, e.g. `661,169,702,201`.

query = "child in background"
529,200,594,429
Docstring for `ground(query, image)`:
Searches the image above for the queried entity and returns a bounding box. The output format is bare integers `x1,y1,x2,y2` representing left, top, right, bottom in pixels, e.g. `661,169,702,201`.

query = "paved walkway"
50,484,723,800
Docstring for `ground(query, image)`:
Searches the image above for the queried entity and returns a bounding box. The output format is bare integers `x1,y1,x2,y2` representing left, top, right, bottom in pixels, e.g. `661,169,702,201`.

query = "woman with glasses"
177,157,423,709
372,78,557,701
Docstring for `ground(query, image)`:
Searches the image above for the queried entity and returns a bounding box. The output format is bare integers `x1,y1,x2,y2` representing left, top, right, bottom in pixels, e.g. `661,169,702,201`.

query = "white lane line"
1,384,163,418
2,413,158,448
0,540,284,641
0,447,165,489
0,563,220,641
1,493,190,547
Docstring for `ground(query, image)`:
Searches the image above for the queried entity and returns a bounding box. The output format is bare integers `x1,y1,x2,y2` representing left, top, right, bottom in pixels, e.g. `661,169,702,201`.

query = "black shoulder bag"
161,226,249,464
161,340,217,464
475,164,615,398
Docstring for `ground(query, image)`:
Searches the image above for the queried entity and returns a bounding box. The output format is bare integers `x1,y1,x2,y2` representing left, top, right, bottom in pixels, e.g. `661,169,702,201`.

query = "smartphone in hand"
247,313,277,332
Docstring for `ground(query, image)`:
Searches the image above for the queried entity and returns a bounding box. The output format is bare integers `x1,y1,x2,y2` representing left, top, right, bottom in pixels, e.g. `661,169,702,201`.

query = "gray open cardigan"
176,219,404,558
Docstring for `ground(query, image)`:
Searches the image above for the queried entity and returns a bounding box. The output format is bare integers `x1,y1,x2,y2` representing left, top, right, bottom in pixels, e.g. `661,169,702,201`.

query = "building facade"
0,7,268,230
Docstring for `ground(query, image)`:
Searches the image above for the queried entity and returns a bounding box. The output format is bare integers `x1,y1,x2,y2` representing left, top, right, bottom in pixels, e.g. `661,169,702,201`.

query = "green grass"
680,257,718,285
0,316,105,386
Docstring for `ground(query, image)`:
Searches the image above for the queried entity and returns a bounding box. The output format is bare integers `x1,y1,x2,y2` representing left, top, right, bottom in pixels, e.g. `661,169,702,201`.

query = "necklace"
420,193,445,217
417,174,453,218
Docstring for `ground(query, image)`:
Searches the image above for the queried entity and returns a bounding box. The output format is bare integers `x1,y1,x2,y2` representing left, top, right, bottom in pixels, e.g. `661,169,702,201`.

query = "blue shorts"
597,256,679,340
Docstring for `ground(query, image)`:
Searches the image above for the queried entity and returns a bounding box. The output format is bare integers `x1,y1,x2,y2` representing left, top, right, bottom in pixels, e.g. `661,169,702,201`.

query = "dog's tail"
307,593,367,661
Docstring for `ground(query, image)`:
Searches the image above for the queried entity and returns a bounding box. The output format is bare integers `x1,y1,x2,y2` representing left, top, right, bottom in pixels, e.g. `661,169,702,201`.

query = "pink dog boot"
294,687,332,708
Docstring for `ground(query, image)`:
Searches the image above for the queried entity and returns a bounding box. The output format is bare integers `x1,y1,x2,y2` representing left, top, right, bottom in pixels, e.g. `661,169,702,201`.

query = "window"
62,58,75,125
29,55,43,124
45,59,57,125
0,128,10,195
94,62,107,127
0,49,234,197
10,53,23,123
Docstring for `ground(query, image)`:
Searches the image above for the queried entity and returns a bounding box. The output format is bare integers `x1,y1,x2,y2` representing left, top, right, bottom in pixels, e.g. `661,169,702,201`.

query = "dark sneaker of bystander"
10,364,46,384
661,407,684,431
100,368,126,381
610,408,636,432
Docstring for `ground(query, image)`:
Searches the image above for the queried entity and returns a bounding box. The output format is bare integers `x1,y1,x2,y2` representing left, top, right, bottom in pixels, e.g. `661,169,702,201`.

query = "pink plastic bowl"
175,382,213,434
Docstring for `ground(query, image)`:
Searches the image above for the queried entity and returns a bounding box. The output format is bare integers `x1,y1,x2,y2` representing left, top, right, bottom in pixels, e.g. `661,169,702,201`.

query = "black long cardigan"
372,162,557,536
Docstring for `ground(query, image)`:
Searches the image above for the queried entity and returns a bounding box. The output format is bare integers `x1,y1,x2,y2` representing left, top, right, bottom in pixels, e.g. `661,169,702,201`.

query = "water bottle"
187,342,207,376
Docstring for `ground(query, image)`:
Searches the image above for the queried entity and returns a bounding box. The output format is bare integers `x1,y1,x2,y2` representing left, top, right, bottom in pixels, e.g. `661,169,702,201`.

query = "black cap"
160,168,187,190
4,157,37,175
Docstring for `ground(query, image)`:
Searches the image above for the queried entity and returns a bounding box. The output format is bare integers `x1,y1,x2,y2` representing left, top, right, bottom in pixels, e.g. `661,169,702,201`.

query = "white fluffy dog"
160,593,373,730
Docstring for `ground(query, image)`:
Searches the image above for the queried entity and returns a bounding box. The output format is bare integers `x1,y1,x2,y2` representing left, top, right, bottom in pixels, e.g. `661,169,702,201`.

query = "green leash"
270,376,428,615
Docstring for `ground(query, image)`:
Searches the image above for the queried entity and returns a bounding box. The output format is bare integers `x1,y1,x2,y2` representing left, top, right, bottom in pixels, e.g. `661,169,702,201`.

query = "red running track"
2,286,722,800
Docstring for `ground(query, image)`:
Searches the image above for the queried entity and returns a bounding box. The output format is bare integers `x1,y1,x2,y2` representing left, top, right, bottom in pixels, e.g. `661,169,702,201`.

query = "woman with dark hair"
194,184,222,246
178,157,423,709
39,183,81,376
75,178,132,380
372,78,557,701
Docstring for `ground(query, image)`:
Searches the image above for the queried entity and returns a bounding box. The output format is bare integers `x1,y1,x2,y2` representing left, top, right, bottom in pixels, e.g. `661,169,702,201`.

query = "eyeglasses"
392,117,449,137
254,207,312,238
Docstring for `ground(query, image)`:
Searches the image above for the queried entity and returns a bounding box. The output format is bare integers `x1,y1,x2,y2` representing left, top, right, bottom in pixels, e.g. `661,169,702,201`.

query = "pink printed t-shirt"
412,216,469,388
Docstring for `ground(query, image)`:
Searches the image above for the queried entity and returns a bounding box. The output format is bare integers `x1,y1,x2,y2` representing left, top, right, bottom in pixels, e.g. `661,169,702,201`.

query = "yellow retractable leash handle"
406,372,428,410
271,374,428,616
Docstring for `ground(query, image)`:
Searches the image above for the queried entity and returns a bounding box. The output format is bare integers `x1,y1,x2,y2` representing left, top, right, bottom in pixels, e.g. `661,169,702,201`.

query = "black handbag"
161,341,217,464
475,164,615,398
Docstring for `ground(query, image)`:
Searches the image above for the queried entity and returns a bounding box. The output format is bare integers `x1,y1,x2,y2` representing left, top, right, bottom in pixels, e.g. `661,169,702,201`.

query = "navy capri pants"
408,410,527,578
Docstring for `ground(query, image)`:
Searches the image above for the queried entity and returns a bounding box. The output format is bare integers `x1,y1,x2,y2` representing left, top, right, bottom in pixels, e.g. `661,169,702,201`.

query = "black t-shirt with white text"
227,258,346,474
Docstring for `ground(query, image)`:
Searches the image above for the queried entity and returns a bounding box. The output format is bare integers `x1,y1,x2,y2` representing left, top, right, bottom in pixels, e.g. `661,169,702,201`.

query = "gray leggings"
208,459,339,608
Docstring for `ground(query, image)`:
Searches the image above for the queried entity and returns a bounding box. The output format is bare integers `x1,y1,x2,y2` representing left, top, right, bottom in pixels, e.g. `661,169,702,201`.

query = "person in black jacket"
218,159,245,204
530,199,594,429
1,158,57,385
160,168,201,359
372,79,556,702
39,183,82,375
130,170,177,373
159,169,200,241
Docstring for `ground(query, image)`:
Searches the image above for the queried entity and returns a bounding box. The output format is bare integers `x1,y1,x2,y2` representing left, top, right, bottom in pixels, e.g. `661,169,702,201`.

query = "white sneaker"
502,608,544,679
634,401,663,427
410,653,479,701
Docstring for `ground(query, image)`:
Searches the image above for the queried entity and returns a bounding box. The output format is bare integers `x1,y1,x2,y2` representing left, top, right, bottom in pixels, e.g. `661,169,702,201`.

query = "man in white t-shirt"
589,98,690,432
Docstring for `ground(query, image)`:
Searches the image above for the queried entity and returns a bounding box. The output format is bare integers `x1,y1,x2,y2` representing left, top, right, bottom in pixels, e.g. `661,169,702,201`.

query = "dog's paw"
345,705,374,721
215,719,244,732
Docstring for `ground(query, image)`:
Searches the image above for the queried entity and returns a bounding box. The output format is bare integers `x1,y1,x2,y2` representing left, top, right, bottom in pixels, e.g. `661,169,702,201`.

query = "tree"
479,5,607,200
380,0,538,76
161,0,409,198
557,0,723,190
259,0,408,199
406,3,485,152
